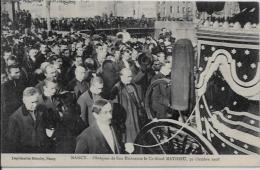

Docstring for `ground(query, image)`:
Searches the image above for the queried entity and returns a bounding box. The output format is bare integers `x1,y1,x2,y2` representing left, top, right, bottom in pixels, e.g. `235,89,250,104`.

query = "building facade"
157,1,195,21
19,1,116,18
115,1,157,18
17,0,157,18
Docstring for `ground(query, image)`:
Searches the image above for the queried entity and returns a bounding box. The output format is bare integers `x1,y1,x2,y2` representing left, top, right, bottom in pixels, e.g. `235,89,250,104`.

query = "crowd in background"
1,10,177,154
2,10,155,32
48,15,155,31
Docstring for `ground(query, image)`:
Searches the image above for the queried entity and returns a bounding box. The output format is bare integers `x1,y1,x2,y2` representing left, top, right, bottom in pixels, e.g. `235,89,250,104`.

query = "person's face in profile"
91,81,103,95
53,58,63,69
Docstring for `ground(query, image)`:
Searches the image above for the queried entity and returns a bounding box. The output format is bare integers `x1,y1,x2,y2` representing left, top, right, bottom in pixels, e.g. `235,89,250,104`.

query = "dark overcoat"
114,82,144,143
75,122,123,154
6,105,47,153
150,73,171,118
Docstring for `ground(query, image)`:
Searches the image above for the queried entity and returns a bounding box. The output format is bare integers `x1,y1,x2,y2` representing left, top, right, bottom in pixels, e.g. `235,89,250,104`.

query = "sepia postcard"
1,0,259,168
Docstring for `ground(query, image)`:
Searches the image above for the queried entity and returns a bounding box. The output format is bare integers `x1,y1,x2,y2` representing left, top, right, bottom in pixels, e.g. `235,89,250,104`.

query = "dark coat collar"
42,93,58,102
21,105,41,118
22,105,30,116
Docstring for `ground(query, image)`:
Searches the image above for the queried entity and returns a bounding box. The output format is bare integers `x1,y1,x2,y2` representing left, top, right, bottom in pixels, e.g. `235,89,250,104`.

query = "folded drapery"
171,39,195,113
196,2,225,15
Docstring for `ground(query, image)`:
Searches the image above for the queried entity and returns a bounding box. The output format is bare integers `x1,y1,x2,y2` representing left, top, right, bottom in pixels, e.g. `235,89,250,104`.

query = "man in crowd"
47,54,66,86
35,43,48,69
1,47,12,72
75,99,123,154
7,87,47,153
1,65,28,152
65,56,84,82
67,66,89,100
77,76,103,126
113,68,147,152
2,47,12,64
132,52,155,100
1,10,181,154
61,48,72,73
38,78,60,112
151,63,173,119
37,78,63,152
101,59,119,99
35,64,60,94
2,65,27,115
24,46,39,83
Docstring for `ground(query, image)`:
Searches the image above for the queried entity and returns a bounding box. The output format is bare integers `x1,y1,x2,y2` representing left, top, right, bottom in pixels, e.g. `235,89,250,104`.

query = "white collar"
96,120,110,130
96,121,115,153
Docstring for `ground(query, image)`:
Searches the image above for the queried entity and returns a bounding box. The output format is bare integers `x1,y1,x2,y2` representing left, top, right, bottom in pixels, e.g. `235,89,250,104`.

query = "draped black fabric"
239,2,259,11
231,2,259,25
196,2,225,15
171,39,195,113
196,2,207,13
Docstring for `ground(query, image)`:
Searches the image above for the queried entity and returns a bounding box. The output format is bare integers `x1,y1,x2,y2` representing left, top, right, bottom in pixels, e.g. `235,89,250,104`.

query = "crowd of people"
2,10,155,32
33,14,155,31
1,10,178,154
36,16,155,32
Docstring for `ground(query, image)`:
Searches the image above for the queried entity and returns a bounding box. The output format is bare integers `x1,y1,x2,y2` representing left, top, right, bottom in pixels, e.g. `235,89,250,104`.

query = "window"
133,10,135,15
177,6,180,13
182,7,185,13
170,6,173,13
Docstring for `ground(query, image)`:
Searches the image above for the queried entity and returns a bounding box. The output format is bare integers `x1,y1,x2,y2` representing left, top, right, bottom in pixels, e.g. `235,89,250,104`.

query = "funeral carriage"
133,2,260,155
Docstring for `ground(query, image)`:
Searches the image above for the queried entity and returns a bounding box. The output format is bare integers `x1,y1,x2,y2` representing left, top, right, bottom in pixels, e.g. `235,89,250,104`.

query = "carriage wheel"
145,78,172,120
134,119,218,154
